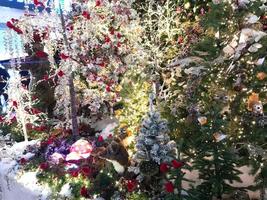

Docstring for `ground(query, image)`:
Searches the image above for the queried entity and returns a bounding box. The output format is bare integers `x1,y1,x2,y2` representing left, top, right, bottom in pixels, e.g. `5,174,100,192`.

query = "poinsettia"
160,162,169,173
165,181,174,193
172,160,184,169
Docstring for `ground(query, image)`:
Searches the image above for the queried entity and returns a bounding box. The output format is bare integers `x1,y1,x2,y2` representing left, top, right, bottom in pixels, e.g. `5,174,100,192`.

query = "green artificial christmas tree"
159,0,267,199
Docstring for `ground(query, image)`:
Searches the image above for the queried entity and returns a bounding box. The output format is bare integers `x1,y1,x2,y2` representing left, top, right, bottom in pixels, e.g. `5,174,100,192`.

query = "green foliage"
0,123,25,142
126,192,149,200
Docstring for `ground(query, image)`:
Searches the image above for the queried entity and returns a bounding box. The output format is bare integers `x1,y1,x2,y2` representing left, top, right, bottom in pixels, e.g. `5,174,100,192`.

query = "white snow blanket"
0,141,51,200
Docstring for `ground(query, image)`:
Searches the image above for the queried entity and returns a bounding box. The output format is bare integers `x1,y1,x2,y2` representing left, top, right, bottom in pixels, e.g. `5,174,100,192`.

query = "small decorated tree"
129,94,179,198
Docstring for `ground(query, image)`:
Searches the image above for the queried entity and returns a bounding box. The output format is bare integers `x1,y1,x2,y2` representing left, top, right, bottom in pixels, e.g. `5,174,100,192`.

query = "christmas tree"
161,0,267,199
129,94,178,197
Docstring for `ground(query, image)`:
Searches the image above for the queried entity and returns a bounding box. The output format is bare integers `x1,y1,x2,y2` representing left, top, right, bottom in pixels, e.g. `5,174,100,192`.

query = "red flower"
59,53,69,60
12,101,18,108
82,11,90,20
165,181,174,193
81,167,92,176
97,135,104,142
117,42,121,48
6,21,14,29
35,51,48,58
70,170,79,177
117,33,122,39
172,160,184,169
106,86,111,92
104,36,111,43
39,162,49,170
160,162,169,173
126,180,137,192
80,186,89,197
19,158,27,165
95,0,101,6
57,70,64,77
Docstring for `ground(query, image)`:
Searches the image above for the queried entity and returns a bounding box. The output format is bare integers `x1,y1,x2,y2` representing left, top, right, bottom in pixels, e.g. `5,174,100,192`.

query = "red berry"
6,21,14,29
117,33,122,39
104,36,111,43
57,70,64,77
82,11,90,20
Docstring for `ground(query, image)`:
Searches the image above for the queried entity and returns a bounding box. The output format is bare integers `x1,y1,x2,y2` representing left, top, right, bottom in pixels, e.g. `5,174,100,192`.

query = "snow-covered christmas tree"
130,94,177,177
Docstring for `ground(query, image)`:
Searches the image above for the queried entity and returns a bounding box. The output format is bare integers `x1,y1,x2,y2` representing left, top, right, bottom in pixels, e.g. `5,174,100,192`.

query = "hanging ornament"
197,116,208,125
213,132,227,142
252,102,263,115
247,93,263,115
255,57,265,66
246,14,259,24
248,43,263,53
233,74,245,92
256,72,267,80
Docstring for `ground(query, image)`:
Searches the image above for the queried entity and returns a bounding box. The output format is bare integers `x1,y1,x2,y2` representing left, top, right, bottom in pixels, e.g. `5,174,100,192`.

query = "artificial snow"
0,140,51,200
